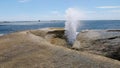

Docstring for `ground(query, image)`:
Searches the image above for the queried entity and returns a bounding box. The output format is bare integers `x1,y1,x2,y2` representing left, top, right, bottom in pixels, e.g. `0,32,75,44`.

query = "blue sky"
0,0,120,21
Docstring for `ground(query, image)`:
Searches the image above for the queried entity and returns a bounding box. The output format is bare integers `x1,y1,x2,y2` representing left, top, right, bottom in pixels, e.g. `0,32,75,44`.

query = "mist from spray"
65,8,83,45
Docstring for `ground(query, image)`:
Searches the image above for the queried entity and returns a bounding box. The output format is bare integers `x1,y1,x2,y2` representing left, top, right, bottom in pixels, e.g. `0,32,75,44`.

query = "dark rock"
73,30,120,60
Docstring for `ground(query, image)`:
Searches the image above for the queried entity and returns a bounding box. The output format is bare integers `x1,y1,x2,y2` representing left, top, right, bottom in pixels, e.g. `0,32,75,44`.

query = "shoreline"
0,34,4,36
0,27,120,68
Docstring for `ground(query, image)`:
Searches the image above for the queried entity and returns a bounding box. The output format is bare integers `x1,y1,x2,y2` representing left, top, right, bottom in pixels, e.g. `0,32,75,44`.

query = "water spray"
65,8,83,45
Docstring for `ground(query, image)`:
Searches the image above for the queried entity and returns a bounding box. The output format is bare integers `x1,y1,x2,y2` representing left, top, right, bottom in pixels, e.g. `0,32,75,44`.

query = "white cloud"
40,15,64,20
97,6,120,9
51,11,59,14
49,11,64,19
0,14,35,21
86,10,120,20
108,10,120,13
18,0,31,3
85,11,96,13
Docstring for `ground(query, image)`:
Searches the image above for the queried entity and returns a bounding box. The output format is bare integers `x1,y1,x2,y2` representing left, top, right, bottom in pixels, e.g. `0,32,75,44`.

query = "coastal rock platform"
73,30,120,60
0,28,120,68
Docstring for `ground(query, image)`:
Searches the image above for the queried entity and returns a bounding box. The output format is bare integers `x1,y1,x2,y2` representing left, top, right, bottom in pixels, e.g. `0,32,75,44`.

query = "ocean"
0,20,120,35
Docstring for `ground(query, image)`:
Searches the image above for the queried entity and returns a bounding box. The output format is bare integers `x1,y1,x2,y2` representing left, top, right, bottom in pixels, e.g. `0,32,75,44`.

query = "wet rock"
73,30,120,60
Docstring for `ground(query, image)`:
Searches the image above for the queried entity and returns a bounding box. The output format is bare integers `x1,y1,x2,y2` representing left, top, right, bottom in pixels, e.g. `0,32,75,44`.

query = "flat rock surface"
0,28,120,68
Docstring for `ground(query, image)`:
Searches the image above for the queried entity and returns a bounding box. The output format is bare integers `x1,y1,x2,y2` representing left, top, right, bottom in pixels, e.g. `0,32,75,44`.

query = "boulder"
73,30,120,60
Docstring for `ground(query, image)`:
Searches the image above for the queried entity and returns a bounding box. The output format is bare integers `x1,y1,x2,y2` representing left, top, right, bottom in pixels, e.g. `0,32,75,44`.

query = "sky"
0,0,120,21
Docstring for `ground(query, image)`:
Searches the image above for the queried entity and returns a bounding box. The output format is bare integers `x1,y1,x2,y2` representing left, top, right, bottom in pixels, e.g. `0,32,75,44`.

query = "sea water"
0,20,120,35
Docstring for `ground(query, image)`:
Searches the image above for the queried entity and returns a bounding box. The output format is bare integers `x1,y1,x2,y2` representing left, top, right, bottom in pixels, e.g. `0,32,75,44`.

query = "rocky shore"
0,28,120,68
73,30,120,61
